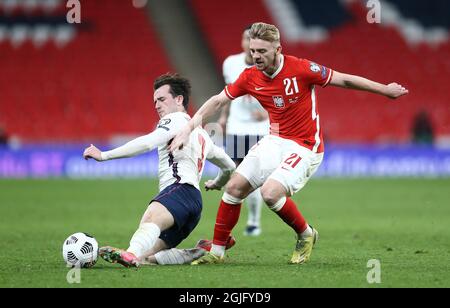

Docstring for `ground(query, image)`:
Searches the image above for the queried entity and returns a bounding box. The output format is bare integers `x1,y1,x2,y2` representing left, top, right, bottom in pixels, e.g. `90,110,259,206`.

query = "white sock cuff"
141,222,160,232
269,196,286,212
127,223,161,258
222,192,243,205
210,244,226,258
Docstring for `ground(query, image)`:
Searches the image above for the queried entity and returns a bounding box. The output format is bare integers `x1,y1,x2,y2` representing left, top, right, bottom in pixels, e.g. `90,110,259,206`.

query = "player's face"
154,84,183,118
249,38,280,72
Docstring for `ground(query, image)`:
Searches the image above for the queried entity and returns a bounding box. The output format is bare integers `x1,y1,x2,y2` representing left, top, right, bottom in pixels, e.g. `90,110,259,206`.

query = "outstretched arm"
218,102,230,133
168,91,231,152
329,71,409,99
83,129,172,162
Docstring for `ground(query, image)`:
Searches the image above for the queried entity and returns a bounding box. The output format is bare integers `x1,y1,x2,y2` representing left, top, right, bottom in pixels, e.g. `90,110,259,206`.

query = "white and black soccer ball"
62,232,98,268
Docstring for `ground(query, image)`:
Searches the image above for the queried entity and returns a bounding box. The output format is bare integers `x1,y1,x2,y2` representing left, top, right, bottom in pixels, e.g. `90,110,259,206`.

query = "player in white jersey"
219,26,269,236
83,74,236,267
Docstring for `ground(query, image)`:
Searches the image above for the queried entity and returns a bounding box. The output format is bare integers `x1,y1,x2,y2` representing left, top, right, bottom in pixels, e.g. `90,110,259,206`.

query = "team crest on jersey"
310,63,321,73
272,96,285,108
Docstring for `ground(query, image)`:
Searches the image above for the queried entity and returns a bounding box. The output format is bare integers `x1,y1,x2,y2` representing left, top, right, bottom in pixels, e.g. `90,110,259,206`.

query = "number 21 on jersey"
284,77,299,96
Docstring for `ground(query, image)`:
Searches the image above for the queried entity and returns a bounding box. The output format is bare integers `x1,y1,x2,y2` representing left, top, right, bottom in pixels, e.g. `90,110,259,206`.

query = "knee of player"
225,181,248,200
140,205,153,221
140,203,174,229
261,186,284,206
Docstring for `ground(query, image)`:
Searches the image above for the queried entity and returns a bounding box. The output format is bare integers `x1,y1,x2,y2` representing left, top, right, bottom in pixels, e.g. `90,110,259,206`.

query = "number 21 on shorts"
283,153,302,169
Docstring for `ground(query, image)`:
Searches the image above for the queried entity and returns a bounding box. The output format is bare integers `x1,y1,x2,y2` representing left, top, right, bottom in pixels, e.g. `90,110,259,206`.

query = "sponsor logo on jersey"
158,119,171,131
272,96,285,108
310,63,321,73
289,97,299,104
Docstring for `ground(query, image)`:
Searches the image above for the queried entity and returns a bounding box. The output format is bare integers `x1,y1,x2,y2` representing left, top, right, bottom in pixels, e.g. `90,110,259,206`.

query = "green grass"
1,178,450,288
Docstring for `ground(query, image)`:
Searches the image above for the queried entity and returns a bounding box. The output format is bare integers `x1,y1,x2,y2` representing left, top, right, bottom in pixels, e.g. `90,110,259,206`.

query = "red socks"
212,197,306,245
213,200,242,246
275,198,308,234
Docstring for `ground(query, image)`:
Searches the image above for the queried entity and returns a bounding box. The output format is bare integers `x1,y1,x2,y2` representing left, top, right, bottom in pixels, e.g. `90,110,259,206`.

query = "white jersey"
223,52,270,136
101,112,235,192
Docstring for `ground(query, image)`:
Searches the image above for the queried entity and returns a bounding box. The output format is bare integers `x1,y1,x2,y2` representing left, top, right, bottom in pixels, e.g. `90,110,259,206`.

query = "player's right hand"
83,144,103,161
385,82,409,99
168,127,190,153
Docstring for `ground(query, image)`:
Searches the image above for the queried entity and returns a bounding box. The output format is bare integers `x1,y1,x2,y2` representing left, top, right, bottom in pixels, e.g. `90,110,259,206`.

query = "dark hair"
153,73,191,109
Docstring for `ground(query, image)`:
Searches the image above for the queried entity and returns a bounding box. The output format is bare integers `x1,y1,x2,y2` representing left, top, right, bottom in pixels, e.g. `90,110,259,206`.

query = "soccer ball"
62,232,99,268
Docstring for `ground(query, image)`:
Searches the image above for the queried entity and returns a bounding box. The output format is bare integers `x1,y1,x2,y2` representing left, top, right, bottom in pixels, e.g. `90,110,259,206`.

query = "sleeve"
300,59,334,88
100,114,185,161
224,68,250,100
206,144,236,188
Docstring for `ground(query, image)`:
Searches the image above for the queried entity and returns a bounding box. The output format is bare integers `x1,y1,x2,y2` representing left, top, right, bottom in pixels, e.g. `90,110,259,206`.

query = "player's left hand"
385,83,409,99
204,180,221,191
83,144,103,161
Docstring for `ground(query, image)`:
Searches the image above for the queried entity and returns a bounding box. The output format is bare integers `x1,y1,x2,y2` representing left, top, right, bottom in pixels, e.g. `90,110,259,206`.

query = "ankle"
299,225,313,239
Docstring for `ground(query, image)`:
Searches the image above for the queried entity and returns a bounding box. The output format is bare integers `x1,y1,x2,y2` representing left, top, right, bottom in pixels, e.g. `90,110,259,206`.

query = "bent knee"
261,184,287,206
225,180,250,200
260,189,279,206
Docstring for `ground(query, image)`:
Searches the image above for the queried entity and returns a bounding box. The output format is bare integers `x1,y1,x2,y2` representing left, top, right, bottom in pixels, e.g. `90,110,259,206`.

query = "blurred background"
0,0,449,178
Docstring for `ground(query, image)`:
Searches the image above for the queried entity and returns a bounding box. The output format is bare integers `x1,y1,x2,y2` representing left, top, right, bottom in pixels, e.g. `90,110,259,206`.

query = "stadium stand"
0,0,172,142
387,0,449,28
189,0,449,144
1,0,448,144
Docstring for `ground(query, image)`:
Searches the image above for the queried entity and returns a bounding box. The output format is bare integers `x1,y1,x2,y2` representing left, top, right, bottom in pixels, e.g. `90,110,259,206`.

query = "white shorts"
235,135,324,196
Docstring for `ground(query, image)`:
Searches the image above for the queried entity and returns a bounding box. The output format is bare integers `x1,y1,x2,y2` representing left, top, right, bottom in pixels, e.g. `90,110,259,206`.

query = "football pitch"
1,178,449,288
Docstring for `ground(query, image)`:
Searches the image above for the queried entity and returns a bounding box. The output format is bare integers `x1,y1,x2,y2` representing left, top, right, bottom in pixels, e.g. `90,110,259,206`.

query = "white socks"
127,222,161,258
246,189,263,227
210,244,226,258
154,248,206,265
300,225,313,239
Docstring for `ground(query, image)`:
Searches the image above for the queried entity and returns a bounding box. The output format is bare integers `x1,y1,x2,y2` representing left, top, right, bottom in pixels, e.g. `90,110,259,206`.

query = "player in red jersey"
169,22,408,265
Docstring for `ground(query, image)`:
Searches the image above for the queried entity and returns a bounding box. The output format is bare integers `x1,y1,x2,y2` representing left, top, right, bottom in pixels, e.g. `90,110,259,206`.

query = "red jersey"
224,55,333,153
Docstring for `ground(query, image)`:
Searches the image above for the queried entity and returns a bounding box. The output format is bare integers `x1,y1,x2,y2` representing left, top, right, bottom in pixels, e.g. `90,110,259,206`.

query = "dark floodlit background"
0,0,449,178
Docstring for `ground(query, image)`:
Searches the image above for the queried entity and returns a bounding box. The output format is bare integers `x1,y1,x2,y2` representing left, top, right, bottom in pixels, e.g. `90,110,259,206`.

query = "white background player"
219,26,269,236
83,74,235,267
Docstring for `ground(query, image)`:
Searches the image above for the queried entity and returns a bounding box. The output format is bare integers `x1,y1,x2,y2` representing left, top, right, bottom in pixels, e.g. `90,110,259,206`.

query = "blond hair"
249,22,280,43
